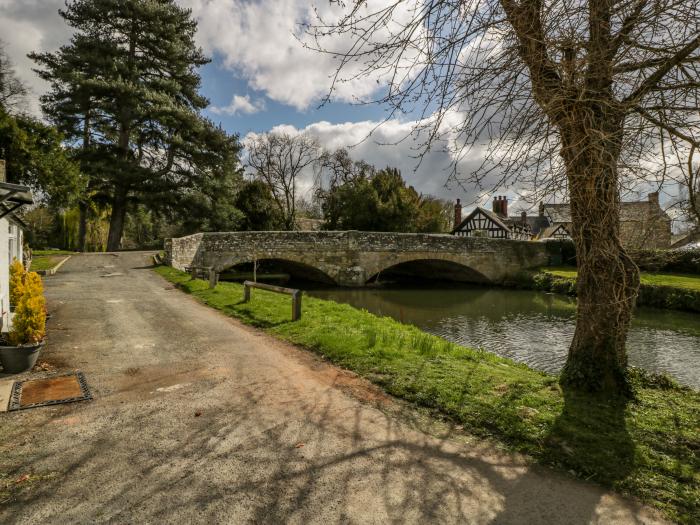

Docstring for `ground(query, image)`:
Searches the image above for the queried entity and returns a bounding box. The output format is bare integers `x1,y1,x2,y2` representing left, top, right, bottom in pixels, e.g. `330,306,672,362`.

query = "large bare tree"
247,132,321,230
0,42,27,112
306,0,700,394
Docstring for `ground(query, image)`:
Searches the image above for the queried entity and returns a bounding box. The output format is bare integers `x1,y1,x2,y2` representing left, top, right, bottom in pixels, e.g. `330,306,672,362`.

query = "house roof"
543,199,670,224
508,214,550,234
0,181,34,224
538,223,570,239
0,182,33,206
453,206,511,233
543,203,571,223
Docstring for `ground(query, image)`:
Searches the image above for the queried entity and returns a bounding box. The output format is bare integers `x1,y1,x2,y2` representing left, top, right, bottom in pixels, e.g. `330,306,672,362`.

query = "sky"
0,0,680,216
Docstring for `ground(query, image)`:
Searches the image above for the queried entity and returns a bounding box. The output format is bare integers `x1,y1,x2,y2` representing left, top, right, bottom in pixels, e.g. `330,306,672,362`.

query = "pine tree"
32,0,238,250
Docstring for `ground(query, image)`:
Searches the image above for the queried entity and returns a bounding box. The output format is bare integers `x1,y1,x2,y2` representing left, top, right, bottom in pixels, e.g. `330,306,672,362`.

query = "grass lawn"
31,249,76,257
155,265,699,523
29,255,69,272
545,266,700,291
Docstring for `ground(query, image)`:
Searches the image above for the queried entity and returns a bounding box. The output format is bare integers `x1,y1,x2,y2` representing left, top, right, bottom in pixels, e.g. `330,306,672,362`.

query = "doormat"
8,372,91,411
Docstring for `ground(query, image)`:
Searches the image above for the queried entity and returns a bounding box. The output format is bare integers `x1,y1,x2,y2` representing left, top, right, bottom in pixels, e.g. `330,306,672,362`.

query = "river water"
306,285,700,389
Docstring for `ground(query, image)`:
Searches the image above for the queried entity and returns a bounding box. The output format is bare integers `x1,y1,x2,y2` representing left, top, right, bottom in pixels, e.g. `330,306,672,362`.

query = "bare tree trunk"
106,186,128,252
559,118,640,395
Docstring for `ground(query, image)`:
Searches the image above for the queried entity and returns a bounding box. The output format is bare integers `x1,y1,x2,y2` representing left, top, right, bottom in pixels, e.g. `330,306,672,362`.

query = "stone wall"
165,231,550,286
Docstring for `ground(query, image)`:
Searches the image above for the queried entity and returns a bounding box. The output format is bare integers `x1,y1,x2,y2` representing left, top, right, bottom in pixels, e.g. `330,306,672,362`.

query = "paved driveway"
0,252,665,523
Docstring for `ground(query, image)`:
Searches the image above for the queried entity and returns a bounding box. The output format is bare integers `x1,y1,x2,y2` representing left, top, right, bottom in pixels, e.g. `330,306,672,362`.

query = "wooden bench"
242,280,302,321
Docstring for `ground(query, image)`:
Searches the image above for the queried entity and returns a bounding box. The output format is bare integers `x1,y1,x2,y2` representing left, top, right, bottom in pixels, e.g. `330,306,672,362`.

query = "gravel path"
0,252,666,524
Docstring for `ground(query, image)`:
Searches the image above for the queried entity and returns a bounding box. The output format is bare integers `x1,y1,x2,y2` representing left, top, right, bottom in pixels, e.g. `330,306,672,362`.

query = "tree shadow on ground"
491,386,636,524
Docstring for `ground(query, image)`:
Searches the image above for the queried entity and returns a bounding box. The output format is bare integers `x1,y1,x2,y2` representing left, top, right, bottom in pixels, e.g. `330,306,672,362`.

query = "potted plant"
0,271,47,373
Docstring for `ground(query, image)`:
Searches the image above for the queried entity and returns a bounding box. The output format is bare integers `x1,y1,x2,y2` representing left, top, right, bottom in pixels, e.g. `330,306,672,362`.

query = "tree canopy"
0,42,82,206
31,0,243,250
320,164,451,233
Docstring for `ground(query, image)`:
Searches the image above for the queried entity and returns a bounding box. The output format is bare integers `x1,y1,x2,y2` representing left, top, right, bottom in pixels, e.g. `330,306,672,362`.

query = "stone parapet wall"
167,233,204,270
165,231,550,286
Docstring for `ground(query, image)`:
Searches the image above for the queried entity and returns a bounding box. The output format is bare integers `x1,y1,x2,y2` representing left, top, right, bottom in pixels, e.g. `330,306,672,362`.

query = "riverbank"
155,266,699,523
517,267,700,312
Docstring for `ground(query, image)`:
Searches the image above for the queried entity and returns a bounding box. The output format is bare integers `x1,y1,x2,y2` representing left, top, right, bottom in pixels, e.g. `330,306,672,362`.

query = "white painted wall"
1,218,25,333
0,217,10,333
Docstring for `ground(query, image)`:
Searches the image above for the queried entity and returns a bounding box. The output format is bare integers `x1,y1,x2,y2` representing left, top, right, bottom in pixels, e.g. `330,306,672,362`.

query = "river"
306,285,700,389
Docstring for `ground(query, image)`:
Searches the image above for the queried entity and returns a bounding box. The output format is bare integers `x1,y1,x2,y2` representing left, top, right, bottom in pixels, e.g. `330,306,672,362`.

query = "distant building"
537,193,671,249
670,229,700,250
452,197,532,240
452,192,671,249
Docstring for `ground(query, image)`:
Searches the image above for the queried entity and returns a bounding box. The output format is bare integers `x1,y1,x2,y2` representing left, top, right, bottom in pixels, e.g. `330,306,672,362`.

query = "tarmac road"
0,252,667,524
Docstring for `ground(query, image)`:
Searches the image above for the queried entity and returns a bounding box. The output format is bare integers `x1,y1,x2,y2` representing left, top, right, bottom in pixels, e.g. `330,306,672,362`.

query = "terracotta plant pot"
0,341,45,374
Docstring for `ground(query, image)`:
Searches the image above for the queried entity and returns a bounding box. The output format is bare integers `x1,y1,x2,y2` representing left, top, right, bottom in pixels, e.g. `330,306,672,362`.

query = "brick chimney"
453,199,462,230
538,201,545,217
648,192,659,208
0,159,5,183
491,195,509,217
521,211,527,224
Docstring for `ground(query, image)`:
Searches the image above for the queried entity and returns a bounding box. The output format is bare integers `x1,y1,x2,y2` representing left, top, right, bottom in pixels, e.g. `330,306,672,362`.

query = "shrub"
8,271,46,345
9,258,26,307
631,248,700,274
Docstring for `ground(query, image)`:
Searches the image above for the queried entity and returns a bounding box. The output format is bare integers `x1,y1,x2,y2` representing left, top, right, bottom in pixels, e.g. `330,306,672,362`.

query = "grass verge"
155,266,699,523
31,249,76,257
529,267,700,312
545,266,700,292
29,255,69,272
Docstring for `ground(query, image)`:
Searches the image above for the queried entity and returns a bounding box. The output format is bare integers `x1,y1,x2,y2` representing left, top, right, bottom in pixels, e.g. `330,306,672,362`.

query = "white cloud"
210,94,265,116
245,116,505,208
1,0,417,113
182,0,420,110
0,0,70,115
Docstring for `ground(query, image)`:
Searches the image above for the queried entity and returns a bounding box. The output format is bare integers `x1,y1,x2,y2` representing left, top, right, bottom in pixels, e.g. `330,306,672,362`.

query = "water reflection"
307,285,700,388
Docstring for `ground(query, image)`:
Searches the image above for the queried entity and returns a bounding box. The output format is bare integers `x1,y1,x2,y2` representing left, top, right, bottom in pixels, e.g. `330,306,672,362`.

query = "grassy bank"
527,267,700,312
546,266,700,291
155,266,699,523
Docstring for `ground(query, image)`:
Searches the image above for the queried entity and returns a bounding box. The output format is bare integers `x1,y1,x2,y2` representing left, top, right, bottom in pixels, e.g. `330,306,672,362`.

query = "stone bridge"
165,231,552,287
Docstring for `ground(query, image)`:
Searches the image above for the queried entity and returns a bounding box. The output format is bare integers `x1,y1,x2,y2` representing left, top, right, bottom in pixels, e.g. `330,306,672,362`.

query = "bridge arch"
218,256,338,285
365,256,491,285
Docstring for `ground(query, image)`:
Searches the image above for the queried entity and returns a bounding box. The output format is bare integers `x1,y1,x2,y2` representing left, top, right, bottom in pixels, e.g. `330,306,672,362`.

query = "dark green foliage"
233,180,284,231
320,166,451,232
0,108,83,206
636,285,700,312
631,248,700,274
519,269,700,312
156,265,700,524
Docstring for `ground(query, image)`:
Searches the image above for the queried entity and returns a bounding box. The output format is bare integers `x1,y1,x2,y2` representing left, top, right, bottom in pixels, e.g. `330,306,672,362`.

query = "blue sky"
198,55,386,137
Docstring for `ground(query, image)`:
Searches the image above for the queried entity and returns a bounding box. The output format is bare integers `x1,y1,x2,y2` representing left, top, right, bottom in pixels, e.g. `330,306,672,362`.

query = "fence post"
292,290,302,321
208,267,219,289
243,282,251,303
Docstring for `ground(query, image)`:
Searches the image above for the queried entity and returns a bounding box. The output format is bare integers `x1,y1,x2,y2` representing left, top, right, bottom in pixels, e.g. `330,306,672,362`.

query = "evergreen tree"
320,166,448,232
32,0,238,250
234,180,284,231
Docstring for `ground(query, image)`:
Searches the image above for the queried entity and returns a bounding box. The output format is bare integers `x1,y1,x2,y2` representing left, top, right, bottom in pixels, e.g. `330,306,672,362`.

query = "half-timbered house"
452,197,532,240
